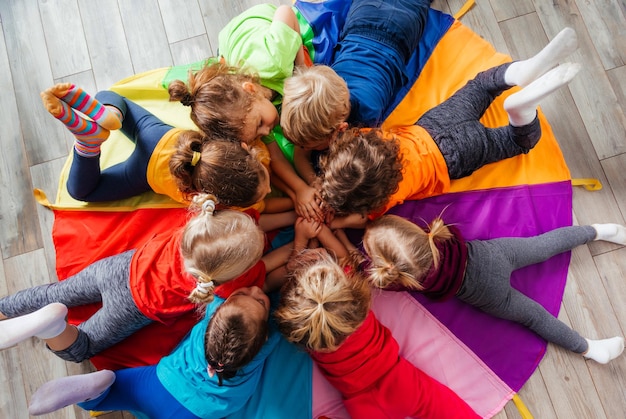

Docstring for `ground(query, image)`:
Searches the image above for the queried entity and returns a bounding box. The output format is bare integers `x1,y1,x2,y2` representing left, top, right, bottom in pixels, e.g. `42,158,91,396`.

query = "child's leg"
0,303,67,349
66,91,172,201
0,250,149,361
78,366,195,417
41,89,111,158
460,238,624,363
421,63,578,179
504,27,578,87
28,370,116,416
504,63,580,128
489,225,596,270
47,83,122,130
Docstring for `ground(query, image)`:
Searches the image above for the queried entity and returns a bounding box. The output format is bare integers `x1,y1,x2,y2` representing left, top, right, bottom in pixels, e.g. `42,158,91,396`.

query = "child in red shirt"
275,249,479,419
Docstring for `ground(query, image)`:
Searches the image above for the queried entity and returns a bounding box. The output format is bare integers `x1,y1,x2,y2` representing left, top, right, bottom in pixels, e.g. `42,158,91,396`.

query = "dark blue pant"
332,0,431,126
66,91,173,202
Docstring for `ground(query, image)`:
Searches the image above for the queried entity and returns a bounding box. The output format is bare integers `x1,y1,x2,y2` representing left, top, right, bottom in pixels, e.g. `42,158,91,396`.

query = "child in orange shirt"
281,27,580,226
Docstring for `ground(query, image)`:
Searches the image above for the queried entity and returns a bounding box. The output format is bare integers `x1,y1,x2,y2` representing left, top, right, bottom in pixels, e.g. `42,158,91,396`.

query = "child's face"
226,286,270,322
242,97,279,145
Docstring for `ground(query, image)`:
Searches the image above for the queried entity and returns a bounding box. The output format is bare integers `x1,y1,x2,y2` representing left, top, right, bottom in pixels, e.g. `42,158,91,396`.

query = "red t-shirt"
312,311,478,419
129,208,264,324
129,229,195,325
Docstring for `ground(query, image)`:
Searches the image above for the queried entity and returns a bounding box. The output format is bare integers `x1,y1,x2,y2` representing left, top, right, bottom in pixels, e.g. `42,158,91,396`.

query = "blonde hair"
319,128,403,216
275,250,370,352
169,130,267,207
168,61,264,141
363,215,453,290
281,65,350,148
182,194,265,304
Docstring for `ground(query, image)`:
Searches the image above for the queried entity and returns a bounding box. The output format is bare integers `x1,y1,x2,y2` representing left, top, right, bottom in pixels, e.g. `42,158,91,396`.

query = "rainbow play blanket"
36,4,574,418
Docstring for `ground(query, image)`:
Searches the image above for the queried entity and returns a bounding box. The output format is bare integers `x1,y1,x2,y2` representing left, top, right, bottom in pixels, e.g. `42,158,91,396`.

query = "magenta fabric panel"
385,181,573,391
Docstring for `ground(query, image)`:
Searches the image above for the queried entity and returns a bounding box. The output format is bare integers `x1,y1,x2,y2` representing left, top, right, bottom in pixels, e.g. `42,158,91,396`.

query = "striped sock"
50,83,122,130
41,90,110,157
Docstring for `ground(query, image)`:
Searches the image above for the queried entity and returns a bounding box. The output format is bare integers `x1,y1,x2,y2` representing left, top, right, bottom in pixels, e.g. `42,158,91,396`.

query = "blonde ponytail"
275,250,370,352
363,214,453,291
181,194,265,305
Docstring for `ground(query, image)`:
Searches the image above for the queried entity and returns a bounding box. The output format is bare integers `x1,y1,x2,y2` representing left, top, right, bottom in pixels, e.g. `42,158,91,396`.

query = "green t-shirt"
218,3,302,96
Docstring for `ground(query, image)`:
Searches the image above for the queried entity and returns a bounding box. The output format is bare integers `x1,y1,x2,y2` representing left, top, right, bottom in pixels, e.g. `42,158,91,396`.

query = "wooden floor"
0,0,624,418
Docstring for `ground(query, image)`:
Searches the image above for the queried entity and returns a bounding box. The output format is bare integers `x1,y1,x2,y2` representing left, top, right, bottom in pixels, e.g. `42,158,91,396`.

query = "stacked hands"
1,0,624,416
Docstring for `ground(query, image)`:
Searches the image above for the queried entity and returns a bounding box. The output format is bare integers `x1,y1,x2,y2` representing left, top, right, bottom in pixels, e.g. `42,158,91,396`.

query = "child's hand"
295,185,324,222
295,217,323,241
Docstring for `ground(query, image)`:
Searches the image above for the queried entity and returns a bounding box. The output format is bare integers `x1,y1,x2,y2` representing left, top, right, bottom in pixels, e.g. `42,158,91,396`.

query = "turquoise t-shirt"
156,297,281,418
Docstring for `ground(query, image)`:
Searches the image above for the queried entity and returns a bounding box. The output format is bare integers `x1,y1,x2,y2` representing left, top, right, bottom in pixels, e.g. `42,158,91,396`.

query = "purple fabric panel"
386,181,573,391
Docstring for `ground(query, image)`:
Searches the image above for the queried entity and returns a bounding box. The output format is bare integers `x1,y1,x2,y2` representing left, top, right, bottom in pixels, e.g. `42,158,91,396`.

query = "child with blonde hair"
42,83,289,212
0,193,291,362
362,214,626,364
28,286,279,418
275,249,479,419
282,28,580,225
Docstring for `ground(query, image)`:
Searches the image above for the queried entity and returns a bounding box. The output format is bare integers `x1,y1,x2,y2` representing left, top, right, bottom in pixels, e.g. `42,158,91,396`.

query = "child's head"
182,194,265,304
275,249,370,352
168,61,279,145
319,128,403,216
170,130,271,208
281,65,350,150
205,286,270,386
363,215,454,290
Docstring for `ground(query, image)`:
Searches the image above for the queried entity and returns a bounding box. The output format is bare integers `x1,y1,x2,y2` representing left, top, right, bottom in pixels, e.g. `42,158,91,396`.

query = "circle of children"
2,2,625,418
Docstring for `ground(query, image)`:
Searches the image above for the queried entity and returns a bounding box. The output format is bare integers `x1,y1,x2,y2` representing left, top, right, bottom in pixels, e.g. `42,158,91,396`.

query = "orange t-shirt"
368,125,450,219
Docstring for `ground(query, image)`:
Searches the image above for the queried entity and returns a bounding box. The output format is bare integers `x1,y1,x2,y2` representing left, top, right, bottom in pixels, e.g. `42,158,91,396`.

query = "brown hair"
319,128,403,216
205,301,269,386
275,250,370,352
169,130,267,208
281,65,350,148
182,194,265,304
168,61,263,141
363,214,453,290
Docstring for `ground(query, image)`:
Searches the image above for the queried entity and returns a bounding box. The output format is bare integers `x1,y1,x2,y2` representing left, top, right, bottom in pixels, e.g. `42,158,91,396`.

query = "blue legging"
66,91,173,202
79,366,200,419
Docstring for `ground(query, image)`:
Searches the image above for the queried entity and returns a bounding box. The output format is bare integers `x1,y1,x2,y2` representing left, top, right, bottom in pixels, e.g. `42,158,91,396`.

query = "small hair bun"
181,93,194,107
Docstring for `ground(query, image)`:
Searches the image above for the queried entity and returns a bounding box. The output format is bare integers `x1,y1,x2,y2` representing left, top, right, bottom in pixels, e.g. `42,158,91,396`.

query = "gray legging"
0,250,152,362
417,62,541,179
457,225,596,353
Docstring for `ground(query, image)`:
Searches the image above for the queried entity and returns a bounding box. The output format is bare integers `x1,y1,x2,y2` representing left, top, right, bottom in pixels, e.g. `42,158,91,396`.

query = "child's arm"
262,197,295,214
314,224,349,260
272,5,306,66
267,141,324,222
261,242,293,293
293,147,318,185
259,210,298,232
329,213,368,230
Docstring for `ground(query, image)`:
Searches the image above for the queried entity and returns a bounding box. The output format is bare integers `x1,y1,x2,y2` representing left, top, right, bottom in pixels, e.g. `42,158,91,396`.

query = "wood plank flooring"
0,0,624,418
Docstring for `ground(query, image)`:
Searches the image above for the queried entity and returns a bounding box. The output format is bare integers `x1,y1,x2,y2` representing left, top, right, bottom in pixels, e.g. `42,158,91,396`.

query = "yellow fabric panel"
52,68,194,210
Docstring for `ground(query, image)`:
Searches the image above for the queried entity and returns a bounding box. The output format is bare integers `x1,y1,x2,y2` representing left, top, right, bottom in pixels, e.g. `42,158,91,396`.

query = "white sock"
583,337,625,364
29,370,116,416
504,63,580,126
504,27,578,87
592,223,626,245
0,303,68,349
